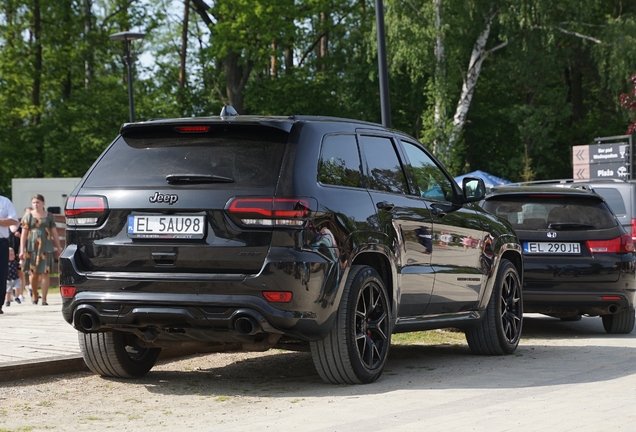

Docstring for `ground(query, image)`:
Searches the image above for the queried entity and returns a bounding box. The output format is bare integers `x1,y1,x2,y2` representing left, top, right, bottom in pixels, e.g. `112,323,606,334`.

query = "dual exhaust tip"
74,305,266,336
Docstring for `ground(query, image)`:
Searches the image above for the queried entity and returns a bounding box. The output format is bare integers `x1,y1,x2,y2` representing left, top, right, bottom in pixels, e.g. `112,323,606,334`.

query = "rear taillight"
631,218,636,243
586,234,635,254
226,197,315,227
65,196,107,227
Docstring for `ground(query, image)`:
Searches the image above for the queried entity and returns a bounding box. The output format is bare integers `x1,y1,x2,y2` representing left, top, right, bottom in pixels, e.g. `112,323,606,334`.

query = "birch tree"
443,8,509,163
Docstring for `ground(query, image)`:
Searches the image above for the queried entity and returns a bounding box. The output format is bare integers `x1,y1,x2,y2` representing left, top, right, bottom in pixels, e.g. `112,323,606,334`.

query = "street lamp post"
375,0,391,129
109,31,145,123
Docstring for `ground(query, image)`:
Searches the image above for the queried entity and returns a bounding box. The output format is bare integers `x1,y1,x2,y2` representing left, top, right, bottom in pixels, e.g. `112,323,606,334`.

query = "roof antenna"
220,105,238,117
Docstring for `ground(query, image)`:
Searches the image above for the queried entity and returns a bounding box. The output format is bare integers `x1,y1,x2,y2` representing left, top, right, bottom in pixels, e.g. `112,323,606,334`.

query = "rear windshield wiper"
166,174,234,184
547,223,595,230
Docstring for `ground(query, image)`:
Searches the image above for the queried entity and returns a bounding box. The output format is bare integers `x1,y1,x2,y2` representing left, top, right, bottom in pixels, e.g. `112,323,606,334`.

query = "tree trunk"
178,0,190,106
32,0,42,127
446,11,506,163
83,0,93,88
223,50,252,114
284,45,293,75
565,64,584,123
271,40,277,78
432,0,447,159
318,12,328,71
61,1,72,101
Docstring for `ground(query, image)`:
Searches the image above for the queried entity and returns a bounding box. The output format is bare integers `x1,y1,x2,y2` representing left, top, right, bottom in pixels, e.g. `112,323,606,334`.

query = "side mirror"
462,177,486,202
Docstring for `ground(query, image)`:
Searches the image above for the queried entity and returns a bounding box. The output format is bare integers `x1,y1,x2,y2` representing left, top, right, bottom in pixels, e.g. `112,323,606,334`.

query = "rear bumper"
523,290,636,316
522,254,636,316
59,245,345,343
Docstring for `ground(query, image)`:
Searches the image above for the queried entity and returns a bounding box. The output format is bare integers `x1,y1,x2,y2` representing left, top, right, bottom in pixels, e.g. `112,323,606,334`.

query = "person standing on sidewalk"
19,194,62,306
0,194,19,314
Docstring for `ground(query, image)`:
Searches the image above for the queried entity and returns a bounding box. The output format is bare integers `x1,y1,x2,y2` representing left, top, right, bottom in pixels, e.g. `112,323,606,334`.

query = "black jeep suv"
60,110,524,384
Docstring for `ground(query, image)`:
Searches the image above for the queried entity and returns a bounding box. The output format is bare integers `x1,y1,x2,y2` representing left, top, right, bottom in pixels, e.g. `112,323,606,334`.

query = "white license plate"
127,215,205,239
523,242,581,254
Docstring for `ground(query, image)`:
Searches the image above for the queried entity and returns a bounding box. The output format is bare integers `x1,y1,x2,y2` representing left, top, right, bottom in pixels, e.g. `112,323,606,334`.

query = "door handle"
376,201,395,211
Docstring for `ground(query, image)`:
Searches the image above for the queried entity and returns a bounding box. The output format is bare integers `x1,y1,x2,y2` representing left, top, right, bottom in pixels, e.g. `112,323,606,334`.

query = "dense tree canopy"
0,0,634,196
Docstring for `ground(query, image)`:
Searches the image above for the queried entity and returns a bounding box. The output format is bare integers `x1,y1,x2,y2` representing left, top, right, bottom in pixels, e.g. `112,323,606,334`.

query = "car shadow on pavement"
129,314,636,399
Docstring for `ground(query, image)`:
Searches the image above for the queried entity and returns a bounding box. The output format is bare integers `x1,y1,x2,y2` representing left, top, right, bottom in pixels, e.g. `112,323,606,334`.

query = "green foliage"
0,0,634,198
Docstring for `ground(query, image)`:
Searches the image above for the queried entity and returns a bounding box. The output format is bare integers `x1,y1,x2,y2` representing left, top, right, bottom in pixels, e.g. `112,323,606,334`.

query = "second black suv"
60,110,524,384
483,185,636,333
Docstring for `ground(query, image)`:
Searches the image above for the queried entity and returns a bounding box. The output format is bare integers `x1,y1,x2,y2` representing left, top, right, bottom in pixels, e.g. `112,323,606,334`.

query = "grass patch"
391,329,467,345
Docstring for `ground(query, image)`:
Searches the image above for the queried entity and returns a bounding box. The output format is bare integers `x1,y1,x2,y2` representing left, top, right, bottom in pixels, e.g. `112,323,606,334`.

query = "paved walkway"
0,294,235,383
0,294,86,381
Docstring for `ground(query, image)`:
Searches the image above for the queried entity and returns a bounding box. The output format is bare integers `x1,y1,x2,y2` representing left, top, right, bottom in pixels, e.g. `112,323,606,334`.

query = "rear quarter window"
317,134,363,188
83,125,288,188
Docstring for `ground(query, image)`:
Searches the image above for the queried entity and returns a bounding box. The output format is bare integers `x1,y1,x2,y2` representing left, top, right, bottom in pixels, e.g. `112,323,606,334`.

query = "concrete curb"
0,355,88,382
0,344,241,384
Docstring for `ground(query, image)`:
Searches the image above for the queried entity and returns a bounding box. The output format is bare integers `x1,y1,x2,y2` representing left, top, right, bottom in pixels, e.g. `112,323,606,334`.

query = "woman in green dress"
19,194,62,305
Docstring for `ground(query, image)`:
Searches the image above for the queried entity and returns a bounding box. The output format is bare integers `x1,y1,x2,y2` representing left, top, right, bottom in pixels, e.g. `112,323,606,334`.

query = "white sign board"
11,178,82,217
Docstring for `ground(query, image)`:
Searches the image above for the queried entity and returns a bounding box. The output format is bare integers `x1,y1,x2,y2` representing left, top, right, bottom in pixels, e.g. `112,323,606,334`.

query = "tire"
560,315,582,322
465,259,522,355
78,330,161,378
602,307,635,334
310,265,391,384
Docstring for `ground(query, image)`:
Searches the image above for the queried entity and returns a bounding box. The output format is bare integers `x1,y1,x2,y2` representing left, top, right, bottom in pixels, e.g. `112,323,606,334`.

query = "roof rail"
508,178,578,186
509,178,629,186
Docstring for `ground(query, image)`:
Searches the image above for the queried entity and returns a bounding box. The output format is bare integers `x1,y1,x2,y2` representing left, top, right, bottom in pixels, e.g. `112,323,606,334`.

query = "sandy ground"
2,315,636,431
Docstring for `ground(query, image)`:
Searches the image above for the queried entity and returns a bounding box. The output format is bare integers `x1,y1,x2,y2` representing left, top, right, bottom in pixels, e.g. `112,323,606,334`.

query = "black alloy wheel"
354,272,390,371
500,264,523,345
466,259,523,355
310,265,391,384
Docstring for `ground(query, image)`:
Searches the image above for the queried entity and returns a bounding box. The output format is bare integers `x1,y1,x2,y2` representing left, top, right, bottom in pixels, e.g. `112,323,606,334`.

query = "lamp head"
109,31,146,42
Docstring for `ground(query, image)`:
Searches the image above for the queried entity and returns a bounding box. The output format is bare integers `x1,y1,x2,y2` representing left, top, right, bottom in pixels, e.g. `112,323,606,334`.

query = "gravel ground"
2,315,636,431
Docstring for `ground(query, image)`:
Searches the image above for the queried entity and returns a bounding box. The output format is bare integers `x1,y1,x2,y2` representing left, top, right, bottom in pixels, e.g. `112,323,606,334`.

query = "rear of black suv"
483,186,636,333
61,114,524,384
61,120,338,337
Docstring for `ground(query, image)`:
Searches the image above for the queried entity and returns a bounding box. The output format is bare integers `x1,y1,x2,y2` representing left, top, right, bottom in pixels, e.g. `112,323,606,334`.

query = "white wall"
11,178,82,216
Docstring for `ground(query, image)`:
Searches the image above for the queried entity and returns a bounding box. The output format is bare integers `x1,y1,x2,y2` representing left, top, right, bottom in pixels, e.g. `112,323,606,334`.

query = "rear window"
483,195,617,230
591,188,626,217
83,125,288,188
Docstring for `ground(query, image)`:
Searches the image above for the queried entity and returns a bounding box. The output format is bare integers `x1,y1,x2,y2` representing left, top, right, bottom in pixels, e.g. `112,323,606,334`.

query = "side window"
359,136,408,194
593,188,626,217
318,135,363,188
401,140,454,202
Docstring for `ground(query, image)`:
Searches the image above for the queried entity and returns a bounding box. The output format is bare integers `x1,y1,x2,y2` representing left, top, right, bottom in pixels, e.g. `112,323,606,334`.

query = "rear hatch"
66,121,293,275
483,193,632,284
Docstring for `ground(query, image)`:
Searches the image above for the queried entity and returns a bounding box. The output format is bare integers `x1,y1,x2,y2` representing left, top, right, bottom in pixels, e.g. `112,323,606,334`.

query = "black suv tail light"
226,197,317,227
586,234,635,254
65,196,108,227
